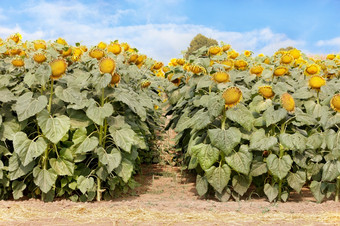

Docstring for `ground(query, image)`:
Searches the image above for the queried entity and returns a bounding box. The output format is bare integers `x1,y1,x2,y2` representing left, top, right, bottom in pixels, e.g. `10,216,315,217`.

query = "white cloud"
316,37,340,47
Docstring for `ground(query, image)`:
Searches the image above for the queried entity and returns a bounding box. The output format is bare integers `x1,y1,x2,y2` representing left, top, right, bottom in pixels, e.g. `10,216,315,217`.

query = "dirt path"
0,164,339,225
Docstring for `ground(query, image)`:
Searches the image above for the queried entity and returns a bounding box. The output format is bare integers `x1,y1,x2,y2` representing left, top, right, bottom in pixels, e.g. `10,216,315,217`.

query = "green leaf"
114,89,147,121
33,167,57,193
205,164,231,194
232,174,251,196
287,170,306,193
196,175,208,196
322,160,340,182
214,188,231,202
86,100,113,126
37,110,70,144
13,132,47,166
188,156,198,169
250,159,268,177
74,136,99,154
55,86,84,104
208,127,241,155
72,127,87,145
263,106,287,127
109,127,137,153
8,153,35,180
49,158,75,176
190,110,211,131
310,181,325,203
0,119,21,141
279,133,307,152
266,154,293,180
12,181,26,200
115,159,134,183
96,147,122,173
93,73,111,90
15,92,48,121
77,176,95,194
307,133,323,150
226,105,254,131
294,110,318,126
0,87,16,103
225,147,252,175
191,143,219,171
264,183,278,202
249,129,277,151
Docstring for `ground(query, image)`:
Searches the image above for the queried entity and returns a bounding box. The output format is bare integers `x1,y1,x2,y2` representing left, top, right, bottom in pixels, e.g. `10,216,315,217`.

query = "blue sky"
1,0,340,62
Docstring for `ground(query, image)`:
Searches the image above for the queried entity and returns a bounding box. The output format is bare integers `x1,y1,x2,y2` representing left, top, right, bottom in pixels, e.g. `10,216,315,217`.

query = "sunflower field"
0,33,340,203
0,33,167,201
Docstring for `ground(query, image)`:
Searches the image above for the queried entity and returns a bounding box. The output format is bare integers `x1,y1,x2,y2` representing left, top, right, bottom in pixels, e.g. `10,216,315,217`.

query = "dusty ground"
0,164,339,226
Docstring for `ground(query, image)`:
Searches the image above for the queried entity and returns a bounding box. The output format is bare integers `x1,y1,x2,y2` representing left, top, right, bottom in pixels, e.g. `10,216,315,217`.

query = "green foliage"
185,34,218,59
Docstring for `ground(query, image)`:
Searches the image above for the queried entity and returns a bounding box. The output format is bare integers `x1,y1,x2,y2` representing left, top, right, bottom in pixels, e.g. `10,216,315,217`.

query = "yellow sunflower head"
176,58,185,66
222,44,231,52
228,50,239,59
97,41,107,50
8,33,22,43
121,42,130,51
50,58,67,80
80,45,88,53
212,71,230,83
263,57,271,64
33,53,47,63
128,53,138,63
169,58,178,67
190,65,206,74
56,37,68,45
62,46,72,57
326,54,335,60
11,58,25,67
110,72,121,87
107,42,122,55
222,87,242,108
171,77,182,86
273,66,289,76
234,59,248,70
34,40,47,50
258,86,275,99
244,50,252,57
309,75,326,90
141,80,151,88
330,94,340,112
209,46,221,55
250,65,264,76
151,61,164,70
135,54,146,65
258,53,265,57
162,66,170,73
288,49,301,59
281,93,295,113
295,57,307,67
99,57,116,74
280,53,294,64
304,64,320,76
89,48,105,60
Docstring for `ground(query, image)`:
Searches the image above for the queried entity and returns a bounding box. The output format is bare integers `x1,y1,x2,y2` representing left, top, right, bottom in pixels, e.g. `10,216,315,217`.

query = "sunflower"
62,46,72,57
97,41,107,50
99,57,116,74
281,93,295,113
89,48,105,60
295,57,307,67
209,46,221,55
141,80,151,88
330,94,340,112
222,44,231,52
33,53,47,63
151,61,164,70
0,38,3,46
11,58,25,67
162,66,170,73
258,86,275,99
176,58,185,66
168,58,178,67
288,49,301,59
19,51,26,57
250,65,264,76
263,57,271,64
222,87,242,108
228,50,239,59
50,58,67,80
220,59,234,71
258,53,265,57
309,75,326,90
190,65,206,74
135,55,146,66
80,45,88,52
121,43,130,51
280,53,294,64
56,37,68,45
171,78,181,86
110,72,121,87
212,71,230,83
8,33,22,43
244,50,252,57
107,43,121,55
304,64,320,76
234,59,248,70
326,54,335,60
34,40,46,50
273,66,288,76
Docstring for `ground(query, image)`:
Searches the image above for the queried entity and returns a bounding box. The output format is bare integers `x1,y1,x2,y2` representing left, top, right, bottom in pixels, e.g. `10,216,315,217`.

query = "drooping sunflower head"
281,93,295,113
151,61,164,70
121,42,130,52
295,57,307,67
263,57,271,64
304,64,320,76
258,85,275,99
280,53,294,64
89,48,105,60
171,77,182,86
212,71,230,83
128,53,138,63
309,75,326,90
244,50,252,57
34,40,47,50
190,65,206,74
228,50,239,59
176,58,185,66
222,44,231,52
80,45,88,53
141,80,151,88
8,33,22,43
220,59,234,71
250,65,264,76
258,53,265,57
162,66,170,73
97,41,107,50
11,58,25,67
326,54,335,60
222,87,242,108
62,46,72,57
234,59,248,70
330,94,340,112
107,42,121,55
288,48,301,59
33,53,47,63
273,66,289,76
50,58,67,80
110,72,121,87
99,57,116,74
135,54,147,65
56,37,68,45
209,46,221,55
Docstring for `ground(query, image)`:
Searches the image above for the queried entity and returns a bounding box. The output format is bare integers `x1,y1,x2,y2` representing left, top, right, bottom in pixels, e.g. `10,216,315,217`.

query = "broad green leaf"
0,87,16,103
77,176,95,194
307,133,323,150
109,127,137,153
190,110,211,131
72,127,87,145
0,119,21,141
226,105,254,131
279,133,307,152
263,106,287,127
188,156,198,169
33,167,57,193
264,183,278,202
232,174,251,196
322,160,340,182
326,114,340,129
55,86,83,104
115,159,134,183
8,153,35,180
196,175,208,196
207,95,225,118
249,129,277,151
96,147,122,173
74,136,99,154
49,158,74,176
310,181,325,203
324,129,340,151
266,154,293,180
250,160,268,177
215,188,231,202
205,164,231,194
12,181,26,200
287,170,306,193
208,127,241,155
13,132,47,166
295,110,318,126
114,89,147,121
192,143,219,171
37,110,70,144
15,92,48,121
93,73,111,90
86,100,113,126
225,147,252,175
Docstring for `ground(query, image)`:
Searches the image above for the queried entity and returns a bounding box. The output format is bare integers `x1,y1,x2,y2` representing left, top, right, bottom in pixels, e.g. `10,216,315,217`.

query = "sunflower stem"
221,108,227,130
336,176,340,202
41,146,49,201
278,179,282,202
97,176,102,202
316,91,320,105
97,88,105,201
47,79,54,114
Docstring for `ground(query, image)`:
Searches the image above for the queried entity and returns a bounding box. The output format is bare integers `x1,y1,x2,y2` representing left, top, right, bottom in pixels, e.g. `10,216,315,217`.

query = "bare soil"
0,164,339,226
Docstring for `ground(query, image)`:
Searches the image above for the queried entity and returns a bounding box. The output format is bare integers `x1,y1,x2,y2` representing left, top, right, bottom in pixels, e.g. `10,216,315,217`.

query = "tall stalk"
336,176,340,202
97,88,106,201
